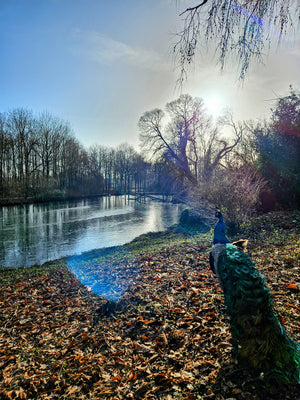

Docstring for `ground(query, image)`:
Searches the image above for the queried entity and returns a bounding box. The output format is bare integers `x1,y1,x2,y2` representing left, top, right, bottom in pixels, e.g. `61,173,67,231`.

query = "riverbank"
0,192,117,207
0,211,299,399
0,192,178,207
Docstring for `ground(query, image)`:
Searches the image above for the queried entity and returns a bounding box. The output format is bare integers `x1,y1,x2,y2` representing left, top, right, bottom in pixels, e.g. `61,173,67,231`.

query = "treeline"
0,109,177,203
138,86,300,230
1,86,299,228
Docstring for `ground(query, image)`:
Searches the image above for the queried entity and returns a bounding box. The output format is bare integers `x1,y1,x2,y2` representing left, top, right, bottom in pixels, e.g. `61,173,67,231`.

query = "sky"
0,0,299,150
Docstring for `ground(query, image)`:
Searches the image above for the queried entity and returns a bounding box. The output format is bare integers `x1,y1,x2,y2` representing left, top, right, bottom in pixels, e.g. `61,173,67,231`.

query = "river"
0,195,184,268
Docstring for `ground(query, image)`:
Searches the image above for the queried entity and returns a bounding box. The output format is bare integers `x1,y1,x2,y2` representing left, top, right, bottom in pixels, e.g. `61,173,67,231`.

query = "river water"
0,195,184,268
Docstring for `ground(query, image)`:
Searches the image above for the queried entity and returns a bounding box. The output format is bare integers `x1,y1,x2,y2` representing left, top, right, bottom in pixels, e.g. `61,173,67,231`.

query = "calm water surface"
0,196,183,268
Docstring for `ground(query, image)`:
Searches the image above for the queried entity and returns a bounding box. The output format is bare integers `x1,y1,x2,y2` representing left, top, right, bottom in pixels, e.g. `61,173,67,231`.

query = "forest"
0,87,299,230
0,109,152,201
0,108,185,203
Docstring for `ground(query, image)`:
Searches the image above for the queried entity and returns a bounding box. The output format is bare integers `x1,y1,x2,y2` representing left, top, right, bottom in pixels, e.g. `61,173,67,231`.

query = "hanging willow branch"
174,0,299,82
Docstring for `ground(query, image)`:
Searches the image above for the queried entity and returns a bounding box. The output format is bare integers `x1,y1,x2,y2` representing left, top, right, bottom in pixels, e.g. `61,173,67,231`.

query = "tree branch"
179,0,210,16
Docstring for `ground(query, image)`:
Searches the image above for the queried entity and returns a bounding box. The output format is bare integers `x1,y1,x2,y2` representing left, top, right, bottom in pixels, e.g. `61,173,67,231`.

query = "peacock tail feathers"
210,242,300,387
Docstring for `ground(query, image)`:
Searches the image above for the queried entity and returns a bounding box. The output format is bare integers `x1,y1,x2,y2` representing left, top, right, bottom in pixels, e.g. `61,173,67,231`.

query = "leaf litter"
0,211,299,400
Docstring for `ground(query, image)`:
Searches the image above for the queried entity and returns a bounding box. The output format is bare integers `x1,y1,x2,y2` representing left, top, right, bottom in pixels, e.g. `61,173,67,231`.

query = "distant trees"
5,108,37,195
0,109,155,202
0,112,10,194
0,108,89,199
88,143,153,195
174,0,299,81
1,86,298,220
37,112,66,188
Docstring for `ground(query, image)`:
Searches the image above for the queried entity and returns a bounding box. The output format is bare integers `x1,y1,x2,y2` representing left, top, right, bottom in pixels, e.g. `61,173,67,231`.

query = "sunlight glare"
204,94,224,118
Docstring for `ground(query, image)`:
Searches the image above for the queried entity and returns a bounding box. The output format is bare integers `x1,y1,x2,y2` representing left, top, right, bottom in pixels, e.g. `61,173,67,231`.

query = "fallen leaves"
0,211,299,399
287,283,298,290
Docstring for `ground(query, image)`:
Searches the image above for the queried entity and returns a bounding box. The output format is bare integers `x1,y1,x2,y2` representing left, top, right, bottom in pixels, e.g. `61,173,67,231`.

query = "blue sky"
0,0,299,149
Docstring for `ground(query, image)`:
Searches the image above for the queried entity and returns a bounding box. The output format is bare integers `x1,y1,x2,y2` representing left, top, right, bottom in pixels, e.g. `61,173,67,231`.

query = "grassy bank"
0,211,299,399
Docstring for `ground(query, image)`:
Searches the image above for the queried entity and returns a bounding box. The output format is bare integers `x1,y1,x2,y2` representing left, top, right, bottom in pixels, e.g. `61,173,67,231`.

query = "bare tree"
6,108,39,196
0,113,9,193
174,0,299,81
139,94,241,185
139,94,209,184
33,112,67,192
200,164,266,231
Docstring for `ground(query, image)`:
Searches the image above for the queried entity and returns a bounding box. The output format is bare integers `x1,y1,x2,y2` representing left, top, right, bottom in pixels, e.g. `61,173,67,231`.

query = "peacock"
209,211,300,388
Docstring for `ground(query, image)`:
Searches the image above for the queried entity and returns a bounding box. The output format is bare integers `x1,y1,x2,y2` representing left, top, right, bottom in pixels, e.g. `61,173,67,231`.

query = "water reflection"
0,196,183,268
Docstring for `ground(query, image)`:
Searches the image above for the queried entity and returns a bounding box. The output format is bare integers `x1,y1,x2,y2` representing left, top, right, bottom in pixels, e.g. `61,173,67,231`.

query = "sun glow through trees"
204,94,225,118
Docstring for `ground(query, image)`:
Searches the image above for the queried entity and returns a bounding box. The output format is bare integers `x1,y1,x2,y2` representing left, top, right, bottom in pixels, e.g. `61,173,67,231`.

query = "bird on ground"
209,211,300,388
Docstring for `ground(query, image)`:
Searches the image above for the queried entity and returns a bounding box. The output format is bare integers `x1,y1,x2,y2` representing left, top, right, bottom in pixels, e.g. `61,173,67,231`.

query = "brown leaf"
65,385,81,395
127,370,137,382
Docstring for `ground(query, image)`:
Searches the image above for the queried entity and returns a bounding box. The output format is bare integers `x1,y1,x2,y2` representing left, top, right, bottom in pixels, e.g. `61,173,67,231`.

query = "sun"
204,94,224,118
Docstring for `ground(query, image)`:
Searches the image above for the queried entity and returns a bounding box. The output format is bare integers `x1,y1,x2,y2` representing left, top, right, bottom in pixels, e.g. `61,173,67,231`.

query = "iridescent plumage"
210,242,300,387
